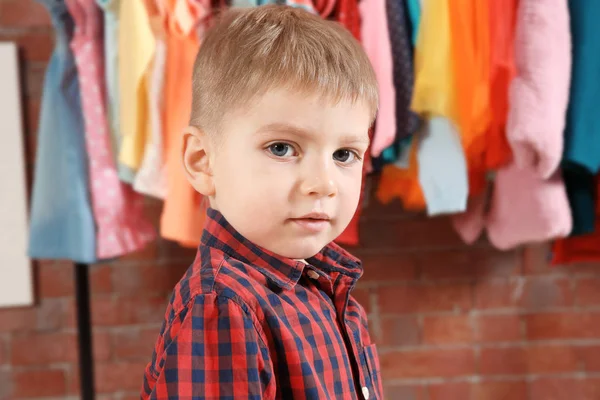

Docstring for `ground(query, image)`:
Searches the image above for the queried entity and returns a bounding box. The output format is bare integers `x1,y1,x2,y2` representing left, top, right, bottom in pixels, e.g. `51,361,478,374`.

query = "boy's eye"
268,142,296,157
333,149,359,163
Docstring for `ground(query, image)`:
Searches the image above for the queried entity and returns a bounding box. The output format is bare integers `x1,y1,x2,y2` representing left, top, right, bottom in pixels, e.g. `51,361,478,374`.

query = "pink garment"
486,165,571,249
505,0,572,179
67,0,156,259
359,0,396,157
452,0,573,249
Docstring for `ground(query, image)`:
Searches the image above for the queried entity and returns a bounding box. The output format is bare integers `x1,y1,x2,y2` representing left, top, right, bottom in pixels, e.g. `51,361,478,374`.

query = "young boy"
141,5,383,399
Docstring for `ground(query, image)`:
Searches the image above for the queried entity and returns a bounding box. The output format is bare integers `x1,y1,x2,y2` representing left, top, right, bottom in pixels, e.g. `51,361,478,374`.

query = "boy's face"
194,89,371,259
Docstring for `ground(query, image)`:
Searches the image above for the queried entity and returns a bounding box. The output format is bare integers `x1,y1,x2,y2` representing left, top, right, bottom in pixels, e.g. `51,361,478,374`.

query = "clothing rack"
74,263,96,400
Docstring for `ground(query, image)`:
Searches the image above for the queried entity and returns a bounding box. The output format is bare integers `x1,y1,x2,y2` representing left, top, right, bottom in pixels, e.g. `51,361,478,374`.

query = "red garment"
552,175,600,264
141,208,383,399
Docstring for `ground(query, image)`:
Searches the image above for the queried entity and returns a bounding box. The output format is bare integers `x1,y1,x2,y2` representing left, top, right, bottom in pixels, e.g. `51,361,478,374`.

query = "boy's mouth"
290,212,331,233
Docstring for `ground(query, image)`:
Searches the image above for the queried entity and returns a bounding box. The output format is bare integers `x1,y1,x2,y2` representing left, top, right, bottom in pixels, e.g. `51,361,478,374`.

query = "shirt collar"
201,208,363,290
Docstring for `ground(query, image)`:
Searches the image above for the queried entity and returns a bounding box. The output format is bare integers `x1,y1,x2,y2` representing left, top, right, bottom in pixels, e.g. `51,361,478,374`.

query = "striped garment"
141,208,383,399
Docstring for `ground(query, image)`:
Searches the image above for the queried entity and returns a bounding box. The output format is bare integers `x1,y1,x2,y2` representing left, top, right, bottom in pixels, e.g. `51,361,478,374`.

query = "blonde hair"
189,5,379,134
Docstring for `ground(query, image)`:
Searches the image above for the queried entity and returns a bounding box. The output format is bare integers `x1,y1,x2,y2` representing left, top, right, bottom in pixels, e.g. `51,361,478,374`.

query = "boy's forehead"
233,88,373,136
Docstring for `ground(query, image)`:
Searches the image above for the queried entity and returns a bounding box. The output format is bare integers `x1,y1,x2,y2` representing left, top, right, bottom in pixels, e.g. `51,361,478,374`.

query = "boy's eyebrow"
256,122,370,146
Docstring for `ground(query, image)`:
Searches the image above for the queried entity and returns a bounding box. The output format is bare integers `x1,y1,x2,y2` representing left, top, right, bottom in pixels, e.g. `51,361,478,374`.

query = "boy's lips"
290,212,331,233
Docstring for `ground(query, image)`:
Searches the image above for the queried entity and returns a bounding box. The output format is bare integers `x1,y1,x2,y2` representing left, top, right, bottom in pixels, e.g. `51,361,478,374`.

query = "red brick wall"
3,1,600,399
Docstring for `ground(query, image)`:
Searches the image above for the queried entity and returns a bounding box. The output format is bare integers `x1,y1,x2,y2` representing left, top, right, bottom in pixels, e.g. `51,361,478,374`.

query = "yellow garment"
118,0,156,170
411,0,456,120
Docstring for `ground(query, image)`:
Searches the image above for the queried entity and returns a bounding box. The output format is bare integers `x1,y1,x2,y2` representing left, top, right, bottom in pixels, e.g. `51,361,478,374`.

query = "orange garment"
159,0,210,248
376,142,426,211
448,0,491,196
485,0,518,170
552,175,600,265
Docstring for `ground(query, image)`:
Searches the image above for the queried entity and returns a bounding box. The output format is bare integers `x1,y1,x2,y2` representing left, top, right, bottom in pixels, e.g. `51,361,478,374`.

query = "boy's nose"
299,163,337,198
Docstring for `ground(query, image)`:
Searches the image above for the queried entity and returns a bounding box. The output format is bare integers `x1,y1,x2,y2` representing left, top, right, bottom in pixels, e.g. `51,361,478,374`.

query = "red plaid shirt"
141,208,383,399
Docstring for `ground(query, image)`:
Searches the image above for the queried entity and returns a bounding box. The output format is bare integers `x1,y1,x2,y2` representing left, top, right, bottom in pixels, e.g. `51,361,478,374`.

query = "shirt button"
362,386,370,399
306,270,319,279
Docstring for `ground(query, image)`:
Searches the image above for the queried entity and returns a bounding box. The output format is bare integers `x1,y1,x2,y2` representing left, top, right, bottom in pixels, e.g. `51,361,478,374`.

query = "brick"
11,333,77,366
380,348,475,379
65,294,166,328
0,307,36,332
121,394,146,400
95,361,148,393
475,314,522,342
383,385,427,400
575,345,600,372
480,346,526,375
359,216,465,250
475,277,573,310
35,299,65,331
0,337,6,365
24,98,41,153
529,378,588,400
13,369,66,397
379,283,472,314
359,253,418,282
418,248,520,280
576,278,600,306
111,328,157,361
521,243,554,275
480,345,578,375
351,288,372,314
422,314,472,344
93,331,112,362
525,312,600,340
0,31,54,62
0,371,14,400
38,260,73,297
520,277,573,310
380,316,420,347
116,295,168,325
473,380,528,400
158,238,197,261
0,0,52,28
91,264,113,294
112,264,171,295
428,382,471,400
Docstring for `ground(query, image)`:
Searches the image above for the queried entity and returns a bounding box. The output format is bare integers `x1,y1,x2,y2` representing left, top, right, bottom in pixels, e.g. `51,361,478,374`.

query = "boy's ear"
182,125,216,197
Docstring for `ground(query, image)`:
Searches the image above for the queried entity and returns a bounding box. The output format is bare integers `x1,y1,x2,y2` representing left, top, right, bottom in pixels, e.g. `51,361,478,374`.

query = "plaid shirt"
141,208,384,399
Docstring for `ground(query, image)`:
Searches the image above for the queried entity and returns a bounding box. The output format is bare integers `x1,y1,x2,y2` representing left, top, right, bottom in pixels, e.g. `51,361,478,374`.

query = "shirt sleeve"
142,293,276,399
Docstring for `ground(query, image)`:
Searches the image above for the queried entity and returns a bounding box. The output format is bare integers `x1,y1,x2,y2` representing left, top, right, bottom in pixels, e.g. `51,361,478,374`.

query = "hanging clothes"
405,0,420,45
118,0,155,171
359,0,396,157
376,140,426,211
453,0,573,249
448,0,491,197
561,0,600,236
133,0,169,199
411,0,468,216
385,0,419,141
96,0,136,183
485,0,517,170
67,0,156,259
159,0,210,248
28,0,97,263
417,117,468,216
